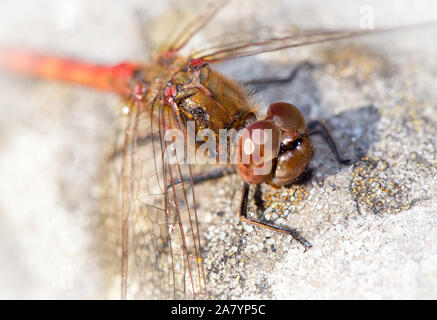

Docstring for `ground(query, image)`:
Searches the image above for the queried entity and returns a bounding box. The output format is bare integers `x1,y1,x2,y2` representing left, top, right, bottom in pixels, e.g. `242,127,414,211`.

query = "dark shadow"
308,105,381,186
325,105,380,160
245,60,321,119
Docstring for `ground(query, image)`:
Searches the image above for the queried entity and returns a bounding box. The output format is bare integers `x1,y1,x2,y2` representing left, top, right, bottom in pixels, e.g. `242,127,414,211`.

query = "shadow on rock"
306,105,381,185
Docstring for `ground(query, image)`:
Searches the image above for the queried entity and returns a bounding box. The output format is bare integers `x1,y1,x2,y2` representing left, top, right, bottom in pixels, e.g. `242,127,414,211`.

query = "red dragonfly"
0,0,434,299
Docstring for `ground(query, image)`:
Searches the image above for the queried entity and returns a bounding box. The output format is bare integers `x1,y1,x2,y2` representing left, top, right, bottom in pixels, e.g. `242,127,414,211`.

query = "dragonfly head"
235,102,313,188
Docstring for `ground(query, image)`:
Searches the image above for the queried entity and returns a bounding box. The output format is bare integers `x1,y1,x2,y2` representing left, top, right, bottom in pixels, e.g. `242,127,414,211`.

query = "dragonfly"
0,0,435,299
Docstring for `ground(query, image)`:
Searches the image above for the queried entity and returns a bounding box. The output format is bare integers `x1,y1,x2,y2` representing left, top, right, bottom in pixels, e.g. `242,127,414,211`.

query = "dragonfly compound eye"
235,120,281,184
268,134,313,188
264,102,313,188
265,102,308,135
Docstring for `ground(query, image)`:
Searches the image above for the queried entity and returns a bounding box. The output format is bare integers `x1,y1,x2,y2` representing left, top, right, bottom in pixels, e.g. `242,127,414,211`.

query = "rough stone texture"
0,0,436,299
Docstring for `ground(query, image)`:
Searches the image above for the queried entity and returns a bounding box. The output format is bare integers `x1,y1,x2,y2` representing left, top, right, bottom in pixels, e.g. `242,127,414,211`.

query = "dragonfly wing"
100,95,206,299
189,25,424,63
165,0,230,52
160,106,207,299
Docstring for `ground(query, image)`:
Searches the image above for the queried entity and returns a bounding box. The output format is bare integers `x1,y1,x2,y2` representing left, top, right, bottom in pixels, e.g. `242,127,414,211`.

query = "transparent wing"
165,0,231,52
189,24,428,63
100,92,206,299
141,0,230,57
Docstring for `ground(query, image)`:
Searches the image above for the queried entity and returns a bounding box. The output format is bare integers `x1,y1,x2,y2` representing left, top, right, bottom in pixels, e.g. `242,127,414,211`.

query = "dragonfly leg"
244,61,314,91
308,120,351,165
167,167,235,190
191,167,235,185
239,182,312,251
108,131,159,160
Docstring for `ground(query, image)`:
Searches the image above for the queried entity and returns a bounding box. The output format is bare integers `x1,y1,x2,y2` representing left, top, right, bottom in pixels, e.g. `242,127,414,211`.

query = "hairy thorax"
139,55,256,138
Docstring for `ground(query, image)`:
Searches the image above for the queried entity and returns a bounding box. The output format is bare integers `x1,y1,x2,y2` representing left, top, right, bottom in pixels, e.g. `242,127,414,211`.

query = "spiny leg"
167,167,235,190
244,61,314,92
109,131,159,160
239,182,312,251
308,120,351,165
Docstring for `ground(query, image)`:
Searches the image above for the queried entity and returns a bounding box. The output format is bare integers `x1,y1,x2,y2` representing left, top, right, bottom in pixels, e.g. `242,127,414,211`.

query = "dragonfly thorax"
170,63,255,135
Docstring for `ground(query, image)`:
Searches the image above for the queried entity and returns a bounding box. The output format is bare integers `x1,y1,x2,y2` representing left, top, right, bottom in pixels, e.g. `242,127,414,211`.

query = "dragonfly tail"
0,47,139,95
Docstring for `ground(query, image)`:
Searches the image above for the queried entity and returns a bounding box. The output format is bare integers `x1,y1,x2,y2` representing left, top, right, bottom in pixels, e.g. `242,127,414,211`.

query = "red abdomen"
0,48,139,95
